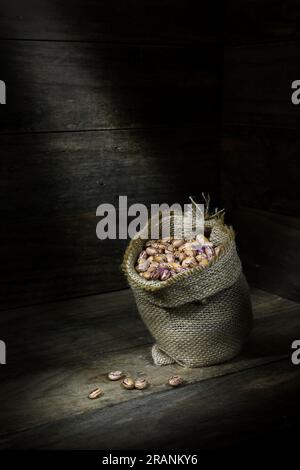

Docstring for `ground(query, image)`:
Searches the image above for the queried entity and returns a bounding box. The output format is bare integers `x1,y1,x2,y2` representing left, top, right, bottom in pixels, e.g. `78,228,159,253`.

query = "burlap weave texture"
123,219,253,367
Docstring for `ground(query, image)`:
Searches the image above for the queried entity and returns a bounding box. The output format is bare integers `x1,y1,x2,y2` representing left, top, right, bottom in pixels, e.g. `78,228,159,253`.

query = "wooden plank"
223,42,300,128
225,0,300,45
0,288,299,447
0,127,220,308
1,287,296,377
2,359,300,449
0,40,221,133
0,289,151,379
221,127,300,219
250,288,300,319
0,1,223,44
232,208,300,302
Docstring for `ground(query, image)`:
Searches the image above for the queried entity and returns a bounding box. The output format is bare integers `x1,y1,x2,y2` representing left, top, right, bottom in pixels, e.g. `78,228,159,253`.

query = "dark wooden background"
1,2,300,453
221,0,300,302
0,1,224,309
1,1,299,310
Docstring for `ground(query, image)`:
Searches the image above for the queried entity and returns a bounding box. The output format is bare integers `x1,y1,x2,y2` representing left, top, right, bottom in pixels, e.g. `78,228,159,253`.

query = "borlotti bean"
88,388,103,399
123,211,253,368
108,371,124,381
135,235,217,281
121,377,135,390
134,378,148,390
168,375,184,387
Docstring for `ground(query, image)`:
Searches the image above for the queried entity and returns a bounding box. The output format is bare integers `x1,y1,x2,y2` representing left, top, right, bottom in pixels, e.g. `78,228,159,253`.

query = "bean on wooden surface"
88,388,103,399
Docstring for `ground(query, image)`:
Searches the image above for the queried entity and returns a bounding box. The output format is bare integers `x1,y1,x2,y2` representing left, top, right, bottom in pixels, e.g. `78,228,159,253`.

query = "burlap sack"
122,218,253,368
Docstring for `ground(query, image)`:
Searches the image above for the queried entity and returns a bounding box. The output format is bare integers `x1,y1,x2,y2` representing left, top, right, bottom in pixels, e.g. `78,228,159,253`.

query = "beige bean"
199,258,209,267
136,260,150,272
108,371,124,381
138,250,148,260
168,375,184,387
166,254,175,263
135,378,148,390
121,377,135,390
88,388,103,399
153,255,166,263
173,239,185,248
146,247,157,256
141,271,152,279
182,257,196,268
166,244,174,252
184,249,195,257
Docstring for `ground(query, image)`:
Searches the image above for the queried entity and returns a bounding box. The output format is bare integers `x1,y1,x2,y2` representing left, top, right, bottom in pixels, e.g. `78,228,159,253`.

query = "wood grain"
225,0,300,45
3,360,299,450
233,208,300,302
0,1,225,308
0,288,299,449
0,39,221,133
223,42,300,128
214,0,300,316
251,288,300,318
0,1,223,44
221,127,300,219
221,0,300,302
1,287,297,378
0,127,219,308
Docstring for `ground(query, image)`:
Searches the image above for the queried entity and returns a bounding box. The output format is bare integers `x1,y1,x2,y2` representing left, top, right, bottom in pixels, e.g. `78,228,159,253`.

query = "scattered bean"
168,375,184,387
88,387,103,399
135,378,148,390
108,371,124,381
121,377,135,390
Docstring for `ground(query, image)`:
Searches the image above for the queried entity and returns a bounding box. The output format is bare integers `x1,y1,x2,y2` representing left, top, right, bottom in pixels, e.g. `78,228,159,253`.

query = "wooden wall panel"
0,128,219,309
0,1,222,44
234,208,300,302
223,43,300,128
0,0,224,308
222,127,300,219
0,40,221,133
225,0,300,45
222,1,300,301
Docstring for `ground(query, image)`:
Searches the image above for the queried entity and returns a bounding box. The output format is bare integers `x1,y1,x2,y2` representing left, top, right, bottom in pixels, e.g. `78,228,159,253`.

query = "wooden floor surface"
0,288,299,449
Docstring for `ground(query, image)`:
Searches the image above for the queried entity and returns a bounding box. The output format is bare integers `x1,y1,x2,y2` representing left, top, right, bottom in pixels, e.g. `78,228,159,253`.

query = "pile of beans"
135,234,221,281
